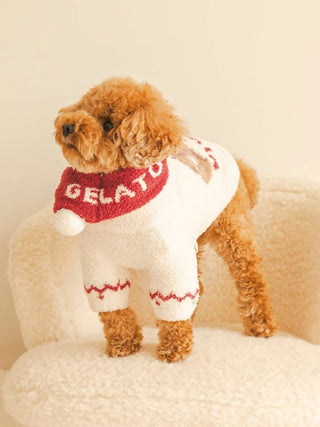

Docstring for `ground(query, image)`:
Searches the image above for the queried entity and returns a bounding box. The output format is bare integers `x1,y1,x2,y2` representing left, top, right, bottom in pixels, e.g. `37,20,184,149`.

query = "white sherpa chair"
2,178,320,426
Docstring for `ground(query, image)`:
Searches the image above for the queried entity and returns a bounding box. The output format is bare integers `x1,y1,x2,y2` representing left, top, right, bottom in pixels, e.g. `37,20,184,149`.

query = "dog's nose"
62,123,75,137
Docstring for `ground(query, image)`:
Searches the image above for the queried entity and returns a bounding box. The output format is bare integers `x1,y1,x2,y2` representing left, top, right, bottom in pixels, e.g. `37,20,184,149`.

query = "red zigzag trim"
84,280,131,300
149,289,200,306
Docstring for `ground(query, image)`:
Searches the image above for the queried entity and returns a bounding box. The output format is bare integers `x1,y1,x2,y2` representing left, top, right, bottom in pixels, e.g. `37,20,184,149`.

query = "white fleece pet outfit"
53,137,240,321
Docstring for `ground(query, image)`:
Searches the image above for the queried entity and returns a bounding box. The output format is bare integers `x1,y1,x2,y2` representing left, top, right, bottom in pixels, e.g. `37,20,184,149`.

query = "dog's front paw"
106,328,143,357
99,308,143,357
157,319,193,362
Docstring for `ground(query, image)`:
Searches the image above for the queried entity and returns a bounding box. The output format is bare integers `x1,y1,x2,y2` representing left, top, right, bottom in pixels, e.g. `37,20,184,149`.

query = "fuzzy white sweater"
53,137,240,321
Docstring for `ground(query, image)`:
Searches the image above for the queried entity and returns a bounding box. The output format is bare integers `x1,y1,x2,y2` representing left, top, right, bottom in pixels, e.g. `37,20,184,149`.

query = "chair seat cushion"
3,326,320,426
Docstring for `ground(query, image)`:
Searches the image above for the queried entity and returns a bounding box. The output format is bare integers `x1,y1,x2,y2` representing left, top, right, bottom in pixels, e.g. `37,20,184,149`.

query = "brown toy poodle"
54,77,277,363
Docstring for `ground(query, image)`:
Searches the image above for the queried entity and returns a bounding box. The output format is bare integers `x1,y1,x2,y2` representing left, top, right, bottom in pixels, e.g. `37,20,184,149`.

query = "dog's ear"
116,103,186,168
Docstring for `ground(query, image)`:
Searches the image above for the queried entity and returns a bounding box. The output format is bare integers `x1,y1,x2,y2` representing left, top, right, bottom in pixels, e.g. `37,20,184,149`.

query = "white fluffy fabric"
0,371,17,427
3,327,320,426
53,138,240,321
3,177,320,425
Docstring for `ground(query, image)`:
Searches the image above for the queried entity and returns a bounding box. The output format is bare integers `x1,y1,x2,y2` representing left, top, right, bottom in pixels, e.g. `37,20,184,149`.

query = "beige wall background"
1,0,319,368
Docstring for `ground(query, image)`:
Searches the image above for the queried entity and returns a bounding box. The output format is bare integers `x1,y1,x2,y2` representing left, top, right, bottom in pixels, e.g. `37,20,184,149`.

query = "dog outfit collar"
54,159,169,223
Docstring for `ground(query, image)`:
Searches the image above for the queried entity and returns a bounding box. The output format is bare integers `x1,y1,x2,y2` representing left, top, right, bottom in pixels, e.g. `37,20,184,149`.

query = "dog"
53,77,277,362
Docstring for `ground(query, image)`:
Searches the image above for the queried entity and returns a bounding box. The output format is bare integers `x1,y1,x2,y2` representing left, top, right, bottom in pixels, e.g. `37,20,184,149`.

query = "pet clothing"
53,137,240,321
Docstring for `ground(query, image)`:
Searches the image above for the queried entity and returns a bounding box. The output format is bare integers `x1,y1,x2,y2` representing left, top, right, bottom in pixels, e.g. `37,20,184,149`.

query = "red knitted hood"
54,160,169,223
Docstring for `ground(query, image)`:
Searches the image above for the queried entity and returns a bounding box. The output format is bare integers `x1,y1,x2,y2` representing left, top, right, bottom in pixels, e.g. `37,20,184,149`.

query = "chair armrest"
254,178,320,344
9,206,100,349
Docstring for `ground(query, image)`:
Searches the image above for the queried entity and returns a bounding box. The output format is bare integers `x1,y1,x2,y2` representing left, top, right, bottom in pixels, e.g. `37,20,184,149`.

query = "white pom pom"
53,209,86,236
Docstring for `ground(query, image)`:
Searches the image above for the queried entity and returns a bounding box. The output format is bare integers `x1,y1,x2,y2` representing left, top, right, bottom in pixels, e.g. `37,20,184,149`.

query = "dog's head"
54,77,186,173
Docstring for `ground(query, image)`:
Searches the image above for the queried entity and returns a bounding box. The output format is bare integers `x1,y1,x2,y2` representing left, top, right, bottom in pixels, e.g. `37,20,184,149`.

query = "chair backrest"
9,178,320,349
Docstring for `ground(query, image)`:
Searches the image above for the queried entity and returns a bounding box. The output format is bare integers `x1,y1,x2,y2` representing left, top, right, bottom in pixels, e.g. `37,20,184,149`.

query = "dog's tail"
236,159,260,208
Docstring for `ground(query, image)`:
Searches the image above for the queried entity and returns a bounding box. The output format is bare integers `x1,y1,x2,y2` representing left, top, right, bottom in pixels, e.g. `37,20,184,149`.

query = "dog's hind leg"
198,178,277,337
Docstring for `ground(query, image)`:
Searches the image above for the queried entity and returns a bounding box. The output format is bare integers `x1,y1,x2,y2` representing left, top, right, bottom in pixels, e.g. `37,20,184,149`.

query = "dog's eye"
103,120,113,132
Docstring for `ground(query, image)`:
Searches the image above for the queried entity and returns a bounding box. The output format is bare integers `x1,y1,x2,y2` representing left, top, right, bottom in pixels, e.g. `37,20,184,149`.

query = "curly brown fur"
54,77,186,174
198,169,277,337
99,307,143,357
157,319,193,362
